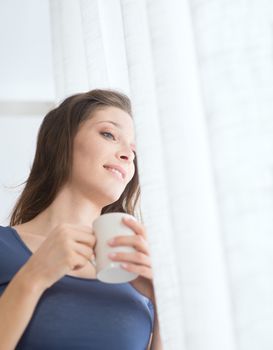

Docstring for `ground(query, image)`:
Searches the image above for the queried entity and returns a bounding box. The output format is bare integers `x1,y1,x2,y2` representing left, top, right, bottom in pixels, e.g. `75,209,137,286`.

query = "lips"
103,164,126,180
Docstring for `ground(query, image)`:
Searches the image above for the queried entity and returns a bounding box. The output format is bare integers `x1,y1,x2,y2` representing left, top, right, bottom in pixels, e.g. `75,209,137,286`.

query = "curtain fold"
120,1,236,348
49,0,89,99
49,0,273,349
190,1,273,349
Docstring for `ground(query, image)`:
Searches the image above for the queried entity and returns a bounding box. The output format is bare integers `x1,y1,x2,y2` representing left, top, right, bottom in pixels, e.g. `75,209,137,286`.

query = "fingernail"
108,252,116,258
123,216,134,222
123,217,133,222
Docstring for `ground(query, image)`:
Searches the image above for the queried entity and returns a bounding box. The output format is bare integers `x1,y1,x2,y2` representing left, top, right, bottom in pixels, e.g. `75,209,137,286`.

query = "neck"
20,184,105,237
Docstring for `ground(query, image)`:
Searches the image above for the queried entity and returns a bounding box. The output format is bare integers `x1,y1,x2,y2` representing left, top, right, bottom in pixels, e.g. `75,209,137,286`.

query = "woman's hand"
20,223,96,292
107,217,155,302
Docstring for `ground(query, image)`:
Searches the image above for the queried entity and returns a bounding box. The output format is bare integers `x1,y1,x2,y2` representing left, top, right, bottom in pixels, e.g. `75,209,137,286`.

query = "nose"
117,146,135,163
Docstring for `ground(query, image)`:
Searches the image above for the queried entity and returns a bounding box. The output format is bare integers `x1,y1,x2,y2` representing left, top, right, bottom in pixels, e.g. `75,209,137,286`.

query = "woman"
0,89,162,349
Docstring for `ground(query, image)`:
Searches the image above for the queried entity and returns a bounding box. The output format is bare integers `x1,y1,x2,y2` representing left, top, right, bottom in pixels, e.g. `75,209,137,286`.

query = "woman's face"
70,106,136,207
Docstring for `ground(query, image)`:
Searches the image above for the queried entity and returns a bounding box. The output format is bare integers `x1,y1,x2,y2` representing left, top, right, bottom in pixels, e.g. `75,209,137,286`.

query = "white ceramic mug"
92,212,139,283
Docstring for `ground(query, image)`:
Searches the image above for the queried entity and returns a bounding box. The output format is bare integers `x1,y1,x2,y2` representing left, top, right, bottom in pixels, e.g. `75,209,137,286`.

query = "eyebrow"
95,120,136,150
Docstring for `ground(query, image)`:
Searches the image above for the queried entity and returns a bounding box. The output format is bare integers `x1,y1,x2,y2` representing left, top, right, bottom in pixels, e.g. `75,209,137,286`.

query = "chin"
99,186,124,205
105,192,123,205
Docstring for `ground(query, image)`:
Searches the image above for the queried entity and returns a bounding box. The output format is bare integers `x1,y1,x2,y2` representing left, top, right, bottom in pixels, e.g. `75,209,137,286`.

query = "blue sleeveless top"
0,226,154,349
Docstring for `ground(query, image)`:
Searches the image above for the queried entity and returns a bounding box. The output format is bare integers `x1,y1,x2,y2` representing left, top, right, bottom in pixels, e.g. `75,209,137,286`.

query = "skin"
12,106,155,299
11,105,162,348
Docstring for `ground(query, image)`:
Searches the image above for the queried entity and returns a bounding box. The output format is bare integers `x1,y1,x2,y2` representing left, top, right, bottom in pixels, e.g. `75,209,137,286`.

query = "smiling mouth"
104,166,124,181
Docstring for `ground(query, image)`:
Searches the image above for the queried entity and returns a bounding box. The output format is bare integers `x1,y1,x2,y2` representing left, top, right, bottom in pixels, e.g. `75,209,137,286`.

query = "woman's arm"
150,307,163,350
0,267,45,350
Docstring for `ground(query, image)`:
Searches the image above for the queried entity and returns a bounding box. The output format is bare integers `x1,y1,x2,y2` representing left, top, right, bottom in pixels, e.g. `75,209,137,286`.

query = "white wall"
0,0,55,225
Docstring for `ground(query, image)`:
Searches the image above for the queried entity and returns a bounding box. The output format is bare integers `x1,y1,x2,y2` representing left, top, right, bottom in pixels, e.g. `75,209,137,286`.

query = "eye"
100,131,115,140
101,131,136,158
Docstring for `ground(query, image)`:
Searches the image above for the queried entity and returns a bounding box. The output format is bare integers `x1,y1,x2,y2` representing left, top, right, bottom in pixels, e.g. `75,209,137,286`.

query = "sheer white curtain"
49,1,273,349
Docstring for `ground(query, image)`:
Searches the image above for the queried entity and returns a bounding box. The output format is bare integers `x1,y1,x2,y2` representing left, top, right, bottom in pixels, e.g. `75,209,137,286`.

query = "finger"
71,230,96,249
108,235,150,255
108,250,151,268
73,241,94,261
122,217,148,240
120,263,153,279
56,224,96,248
69,252,88,270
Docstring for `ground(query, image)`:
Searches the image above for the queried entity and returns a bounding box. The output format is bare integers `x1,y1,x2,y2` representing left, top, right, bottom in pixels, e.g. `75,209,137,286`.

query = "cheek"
73,139,98,170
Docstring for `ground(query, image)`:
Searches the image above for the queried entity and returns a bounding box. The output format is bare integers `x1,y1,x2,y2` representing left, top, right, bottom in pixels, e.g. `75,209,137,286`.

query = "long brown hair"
9,89,142,226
